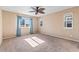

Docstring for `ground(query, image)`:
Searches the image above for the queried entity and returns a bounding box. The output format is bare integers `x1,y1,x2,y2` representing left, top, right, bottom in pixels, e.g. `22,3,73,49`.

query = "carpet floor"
0,34,79,52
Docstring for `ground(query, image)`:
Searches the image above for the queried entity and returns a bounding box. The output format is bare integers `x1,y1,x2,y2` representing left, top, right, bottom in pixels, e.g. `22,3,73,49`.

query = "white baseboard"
3,36,16,39
40,33,79,42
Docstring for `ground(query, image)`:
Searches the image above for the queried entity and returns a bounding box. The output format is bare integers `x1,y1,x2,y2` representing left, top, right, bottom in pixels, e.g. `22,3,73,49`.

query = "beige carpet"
0,34,79,52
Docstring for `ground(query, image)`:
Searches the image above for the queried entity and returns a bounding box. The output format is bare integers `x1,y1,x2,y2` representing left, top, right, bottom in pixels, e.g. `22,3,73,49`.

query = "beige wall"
0,10,2,45
32,17,38,33
2,11,17,39
2,11,38,39
38,7,79,42
3,7,79,42
21,27,30,36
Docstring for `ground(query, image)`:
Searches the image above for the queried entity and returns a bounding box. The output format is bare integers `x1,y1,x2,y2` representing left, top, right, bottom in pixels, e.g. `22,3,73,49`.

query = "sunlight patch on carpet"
32,37,45,44
24,37,45,47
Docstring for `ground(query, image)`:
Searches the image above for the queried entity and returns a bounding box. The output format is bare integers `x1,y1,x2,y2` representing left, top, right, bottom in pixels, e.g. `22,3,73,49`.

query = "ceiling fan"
29,6,45,15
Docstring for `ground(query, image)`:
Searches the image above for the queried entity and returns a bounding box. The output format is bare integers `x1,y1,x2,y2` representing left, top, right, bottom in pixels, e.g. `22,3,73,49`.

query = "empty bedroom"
0,6,79,52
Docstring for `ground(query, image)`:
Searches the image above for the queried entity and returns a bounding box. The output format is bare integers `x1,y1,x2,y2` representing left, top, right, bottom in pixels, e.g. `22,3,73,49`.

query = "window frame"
19,16,30,28
64,13,73,29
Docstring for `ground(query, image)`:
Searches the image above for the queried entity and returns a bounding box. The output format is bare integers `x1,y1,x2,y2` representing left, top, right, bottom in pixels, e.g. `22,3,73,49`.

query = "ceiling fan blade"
39,8,45,11
39,11,45,14
31,7,36,11
29,11,35,12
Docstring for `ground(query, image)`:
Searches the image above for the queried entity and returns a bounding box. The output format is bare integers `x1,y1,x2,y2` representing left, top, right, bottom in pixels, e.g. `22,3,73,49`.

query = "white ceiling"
0,6,74,17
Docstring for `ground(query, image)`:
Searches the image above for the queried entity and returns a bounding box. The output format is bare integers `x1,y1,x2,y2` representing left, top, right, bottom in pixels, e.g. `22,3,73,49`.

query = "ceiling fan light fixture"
29,6,45,15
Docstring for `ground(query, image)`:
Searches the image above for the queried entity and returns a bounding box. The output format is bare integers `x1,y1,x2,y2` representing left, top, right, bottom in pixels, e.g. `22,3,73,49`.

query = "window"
25,19,30,27
64,13,73,29
20,19,25,27
19,17,30,28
